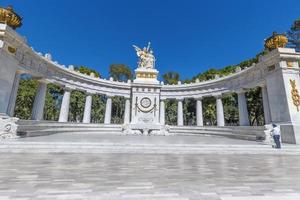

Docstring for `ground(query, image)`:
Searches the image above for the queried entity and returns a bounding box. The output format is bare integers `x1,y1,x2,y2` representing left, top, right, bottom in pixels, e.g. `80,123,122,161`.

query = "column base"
0,114,19,140
122,124,171,136
280,123,300,144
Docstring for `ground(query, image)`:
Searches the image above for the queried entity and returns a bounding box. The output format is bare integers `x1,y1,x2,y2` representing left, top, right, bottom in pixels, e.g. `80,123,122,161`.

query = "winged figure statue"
133,42,155,69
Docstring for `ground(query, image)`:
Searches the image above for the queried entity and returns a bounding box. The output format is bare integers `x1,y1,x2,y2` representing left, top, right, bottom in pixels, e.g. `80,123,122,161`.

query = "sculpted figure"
133,42,155,69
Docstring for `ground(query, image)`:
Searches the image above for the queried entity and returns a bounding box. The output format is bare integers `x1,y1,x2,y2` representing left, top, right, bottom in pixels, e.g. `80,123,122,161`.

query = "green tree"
14,78,38,119
44,83,63,121
223,94,239,125
287,19,300,52
109,64,132,81
183,98,196,125
165,99,177,125
108,64,133,123
162,72,180,84
91,94,106,123
202,97,216,125
75,66,100,77
69,91,85,122
246,88,264,126
112,97,125,124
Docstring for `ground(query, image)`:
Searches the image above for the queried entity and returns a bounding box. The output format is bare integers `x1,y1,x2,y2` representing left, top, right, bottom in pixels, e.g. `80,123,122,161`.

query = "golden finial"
0,6,22,29
264,32,288,51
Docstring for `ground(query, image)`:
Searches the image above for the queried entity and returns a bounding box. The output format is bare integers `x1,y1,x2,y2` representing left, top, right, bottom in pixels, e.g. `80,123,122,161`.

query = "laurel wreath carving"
290,79,300,111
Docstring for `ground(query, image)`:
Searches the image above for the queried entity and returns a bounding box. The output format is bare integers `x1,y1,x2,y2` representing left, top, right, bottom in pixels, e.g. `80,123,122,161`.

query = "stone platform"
1,133,299,155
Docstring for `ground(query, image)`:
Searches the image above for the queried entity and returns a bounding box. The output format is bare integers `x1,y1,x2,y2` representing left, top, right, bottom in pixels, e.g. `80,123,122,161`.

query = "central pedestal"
124,67,169,135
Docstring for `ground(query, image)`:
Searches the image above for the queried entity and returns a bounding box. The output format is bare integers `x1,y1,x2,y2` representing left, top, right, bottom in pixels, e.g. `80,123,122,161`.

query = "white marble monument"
123,43,169,135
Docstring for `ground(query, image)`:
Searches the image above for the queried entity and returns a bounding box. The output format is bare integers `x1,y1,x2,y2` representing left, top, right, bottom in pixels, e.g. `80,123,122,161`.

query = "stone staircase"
16,120,266,142
169,125,266,141
17,120,123,137
1,140,299,155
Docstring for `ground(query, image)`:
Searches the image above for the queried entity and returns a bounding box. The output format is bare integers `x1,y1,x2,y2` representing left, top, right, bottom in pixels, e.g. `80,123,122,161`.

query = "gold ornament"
7,46,16,54
290,79,300,111
264,32,288,51
287,61,294,68
0,6,22,29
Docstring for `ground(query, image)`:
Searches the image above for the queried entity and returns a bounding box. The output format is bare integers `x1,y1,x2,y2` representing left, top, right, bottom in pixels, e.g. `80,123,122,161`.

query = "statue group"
133,42,156,69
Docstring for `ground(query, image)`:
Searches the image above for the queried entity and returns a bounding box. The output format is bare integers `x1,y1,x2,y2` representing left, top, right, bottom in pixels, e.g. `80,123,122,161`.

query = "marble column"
82,93,93,123
58,88,72,122
124,98,131,124
104,95,112,124
261,86,271,124
7,71,22,117
196,97,203,126
237,90,250,126
31,80,48,120
215,94,225,126
160,99,165,125
177,98,184,126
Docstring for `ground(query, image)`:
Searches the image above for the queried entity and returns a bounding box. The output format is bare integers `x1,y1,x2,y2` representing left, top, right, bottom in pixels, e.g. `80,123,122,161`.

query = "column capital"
32,78,50,84
176,97,184,101
106,94,115,98
212,93,222,99
85,90,96,95
195,96,203,100
235,89,248,94
64,85,75,91
124,96,131,100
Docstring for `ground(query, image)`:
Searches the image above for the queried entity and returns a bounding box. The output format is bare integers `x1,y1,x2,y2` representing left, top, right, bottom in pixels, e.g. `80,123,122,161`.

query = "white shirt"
272,127,281,136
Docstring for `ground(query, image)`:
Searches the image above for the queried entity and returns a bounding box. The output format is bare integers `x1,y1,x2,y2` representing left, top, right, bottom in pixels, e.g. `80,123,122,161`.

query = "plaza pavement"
0,134,300,199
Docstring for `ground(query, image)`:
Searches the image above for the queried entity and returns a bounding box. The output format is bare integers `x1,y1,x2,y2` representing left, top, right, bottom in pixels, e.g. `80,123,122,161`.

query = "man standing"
271,124,281,149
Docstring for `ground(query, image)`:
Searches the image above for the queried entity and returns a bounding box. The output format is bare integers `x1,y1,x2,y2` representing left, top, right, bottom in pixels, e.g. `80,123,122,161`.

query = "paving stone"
0,152,299,199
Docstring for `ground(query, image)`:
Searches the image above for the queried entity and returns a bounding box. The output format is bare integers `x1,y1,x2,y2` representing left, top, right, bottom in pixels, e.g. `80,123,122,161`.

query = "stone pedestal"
128,66,169,135
264,48,300,144
0,114,19,140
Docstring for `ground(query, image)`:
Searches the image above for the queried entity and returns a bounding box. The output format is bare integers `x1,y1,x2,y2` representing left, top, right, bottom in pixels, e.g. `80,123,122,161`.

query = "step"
0,142,299,155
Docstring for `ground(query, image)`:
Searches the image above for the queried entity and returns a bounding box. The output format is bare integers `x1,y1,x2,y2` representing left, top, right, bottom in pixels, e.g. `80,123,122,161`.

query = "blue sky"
2,0,300,80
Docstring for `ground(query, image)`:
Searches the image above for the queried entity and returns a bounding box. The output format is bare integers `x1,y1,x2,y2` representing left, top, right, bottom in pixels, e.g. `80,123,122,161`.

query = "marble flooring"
0,152,300,199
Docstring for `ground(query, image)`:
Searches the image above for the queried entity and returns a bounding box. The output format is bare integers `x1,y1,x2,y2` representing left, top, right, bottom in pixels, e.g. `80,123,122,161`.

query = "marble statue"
133,42,155,69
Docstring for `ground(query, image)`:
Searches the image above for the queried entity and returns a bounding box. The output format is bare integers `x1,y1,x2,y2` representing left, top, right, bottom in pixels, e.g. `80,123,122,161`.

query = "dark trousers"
273,135,281,149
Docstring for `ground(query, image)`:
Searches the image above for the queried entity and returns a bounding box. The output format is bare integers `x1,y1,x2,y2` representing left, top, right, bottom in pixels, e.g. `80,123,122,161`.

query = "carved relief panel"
131,86,160,125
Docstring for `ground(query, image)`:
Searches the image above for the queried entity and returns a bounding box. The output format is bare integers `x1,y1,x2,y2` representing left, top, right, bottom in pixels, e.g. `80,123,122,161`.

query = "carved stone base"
122,124,170,136
0,115,19,140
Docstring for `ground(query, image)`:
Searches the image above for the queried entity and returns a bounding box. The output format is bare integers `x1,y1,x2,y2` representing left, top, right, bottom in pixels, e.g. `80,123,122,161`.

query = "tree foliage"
109,64,132,82
287,19,300,52
75,66,100,77
162,71,180,84
14,78,38,119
